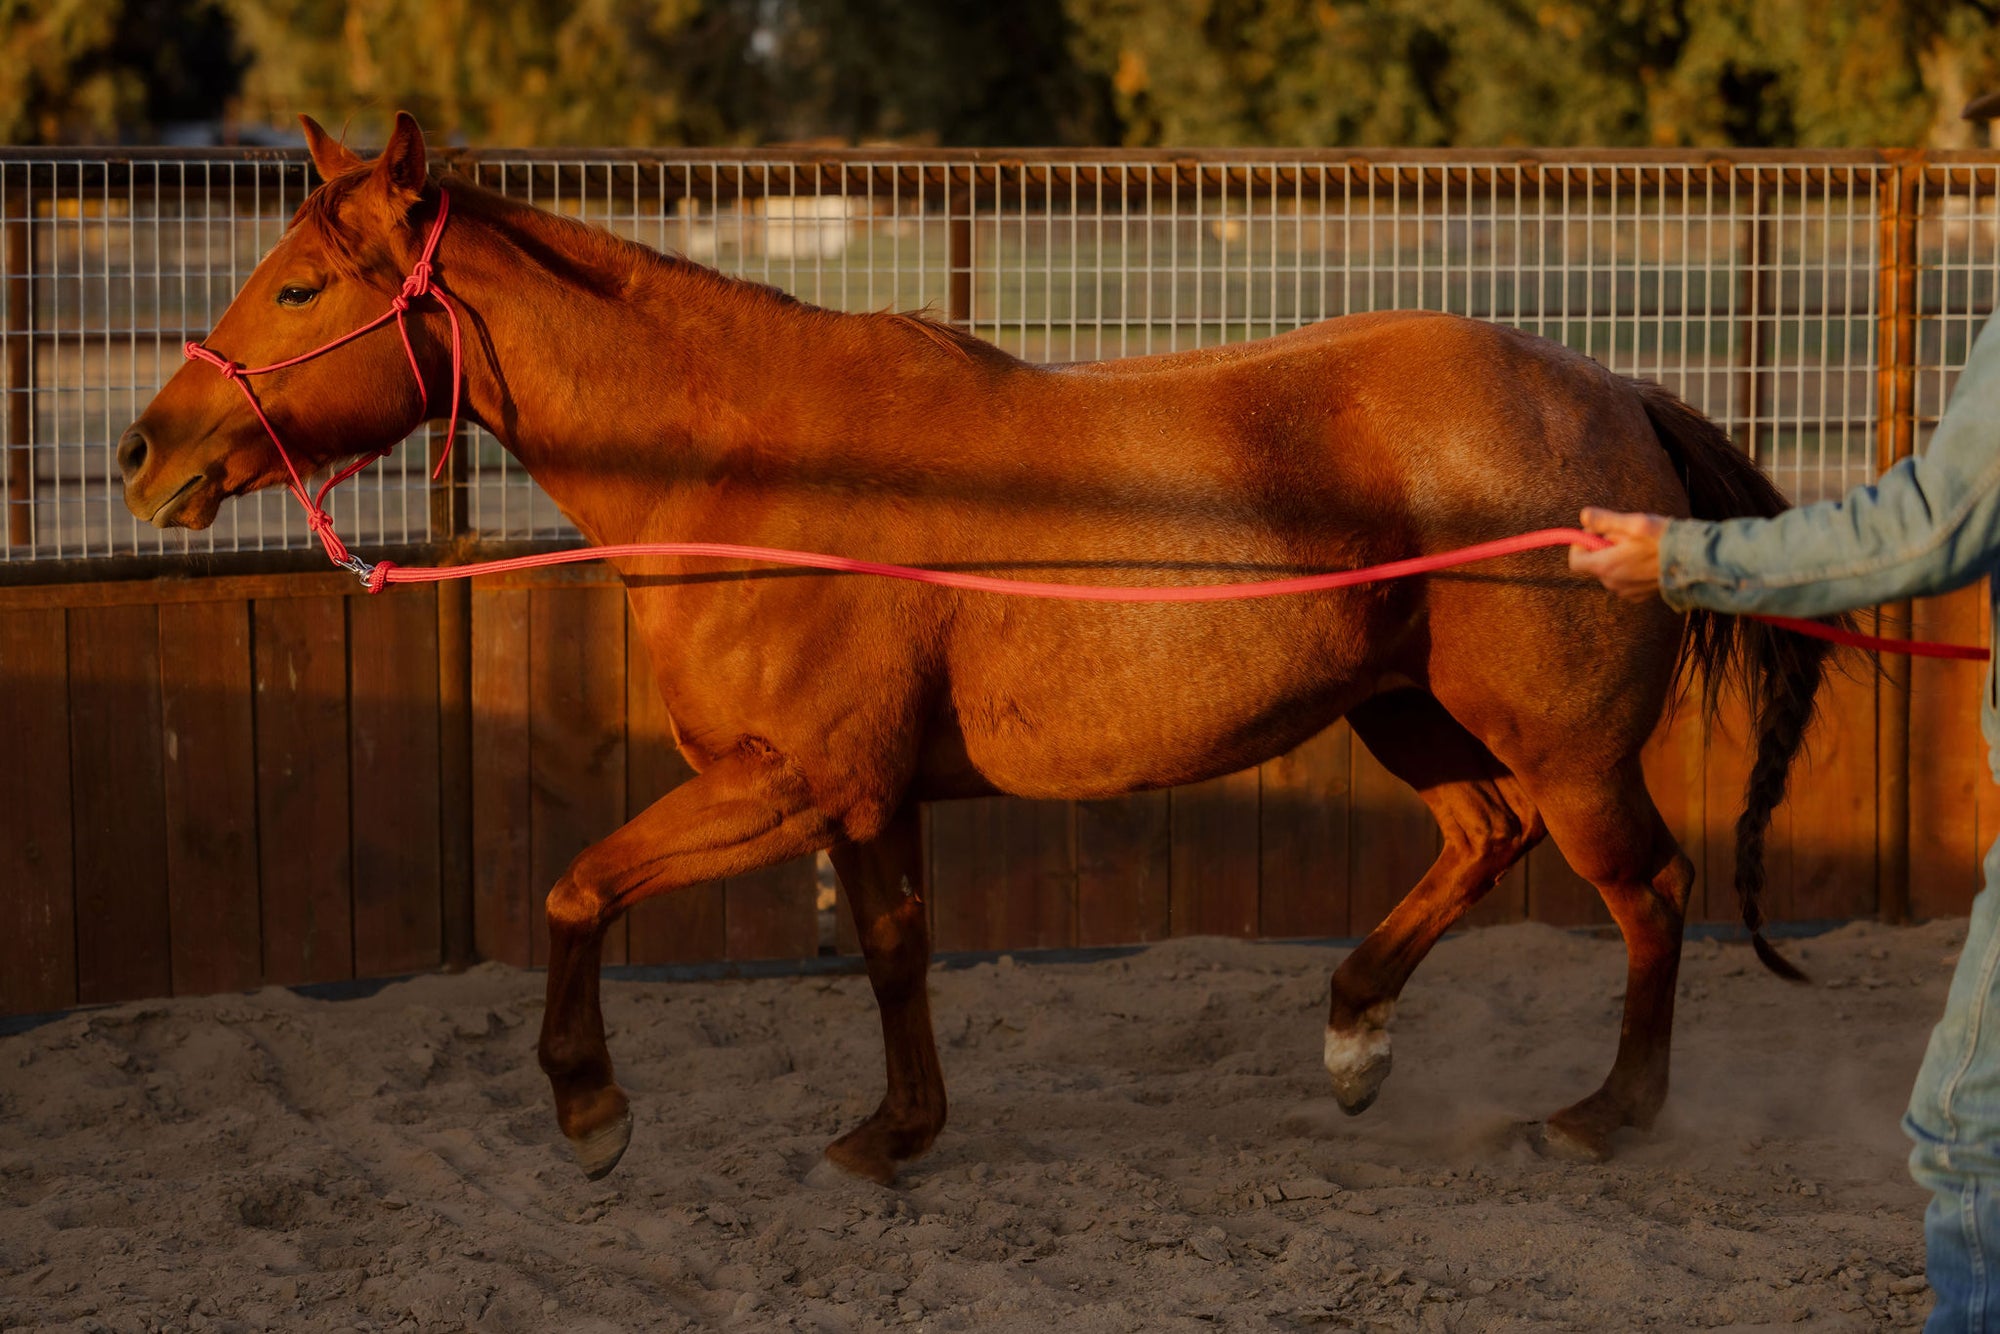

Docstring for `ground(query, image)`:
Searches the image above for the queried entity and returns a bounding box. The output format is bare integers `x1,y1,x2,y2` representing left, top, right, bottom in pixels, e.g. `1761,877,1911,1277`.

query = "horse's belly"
934,601,1388,799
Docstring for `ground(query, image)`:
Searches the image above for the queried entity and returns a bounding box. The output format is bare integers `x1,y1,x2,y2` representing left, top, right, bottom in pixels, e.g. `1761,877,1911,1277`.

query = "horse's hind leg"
1326,690,1545,1113
823,803,946,1184
1520,763,1695,1161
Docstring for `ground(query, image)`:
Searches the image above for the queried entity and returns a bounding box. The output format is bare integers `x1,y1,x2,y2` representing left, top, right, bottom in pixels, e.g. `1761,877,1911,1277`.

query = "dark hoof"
1337,1085,1381,1117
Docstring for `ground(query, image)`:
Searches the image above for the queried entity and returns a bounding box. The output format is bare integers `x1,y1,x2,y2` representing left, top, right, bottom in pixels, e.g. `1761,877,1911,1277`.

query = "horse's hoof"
1336,1081,1383,1117
568,1105,633,1180
821,1140,899,1187
1324,1007,1395,1115
820,1107,939,1186
1536,1116,1612,1164
1329,1051,1392,1115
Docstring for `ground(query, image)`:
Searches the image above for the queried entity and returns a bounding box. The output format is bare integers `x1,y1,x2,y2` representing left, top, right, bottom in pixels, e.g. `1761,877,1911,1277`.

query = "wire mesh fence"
2,149,1992,565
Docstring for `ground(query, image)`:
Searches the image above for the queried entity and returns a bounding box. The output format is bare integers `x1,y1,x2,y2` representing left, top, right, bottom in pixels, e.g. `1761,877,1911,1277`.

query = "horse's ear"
300,115,362,183
368,111,429,212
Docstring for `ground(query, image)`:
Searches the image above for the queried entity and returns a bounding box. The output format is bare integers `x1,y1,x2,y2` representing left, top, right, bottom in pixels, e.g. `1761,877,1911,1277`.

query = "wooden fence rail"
1,558,1991,1019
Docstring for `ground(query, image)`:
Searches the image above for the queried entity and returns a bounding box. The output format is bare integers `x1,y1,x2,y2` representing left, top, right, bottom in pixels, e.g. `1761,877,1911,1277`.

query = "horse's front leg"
539,749,832,1179
824,803,944,1184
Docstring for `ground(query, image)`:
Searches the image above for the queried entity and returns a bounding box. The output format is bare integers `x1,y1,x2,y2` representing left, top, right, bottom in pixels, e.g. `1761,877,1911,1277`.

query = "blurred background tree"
220,0,765,144
5,0,2000,147
3,0,241,141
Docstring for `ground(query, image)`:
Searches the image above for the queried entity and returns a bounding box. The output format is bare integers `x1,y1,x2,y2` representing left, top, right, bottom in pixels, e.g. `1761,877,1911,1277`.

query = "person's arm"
1573,312,2000,616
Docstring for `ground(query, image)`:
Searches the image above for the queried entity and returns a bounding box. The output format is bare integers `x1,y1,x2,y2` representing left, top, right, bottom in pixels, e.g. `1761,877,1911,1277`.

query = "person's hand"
1568,507,1669,603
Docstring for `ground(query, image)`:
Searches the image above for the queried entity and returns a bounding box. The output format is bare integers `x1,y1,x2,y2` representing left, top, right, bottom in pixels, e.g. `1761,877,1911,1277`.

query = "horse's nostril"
117,426,149,480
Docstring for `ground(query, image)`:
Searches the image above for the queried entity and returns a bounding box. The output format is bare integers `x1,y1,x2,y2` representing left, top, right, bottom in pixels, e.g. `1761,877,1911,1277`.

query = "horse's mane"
884,310,983,361
289,170,383,279
293,168,997,365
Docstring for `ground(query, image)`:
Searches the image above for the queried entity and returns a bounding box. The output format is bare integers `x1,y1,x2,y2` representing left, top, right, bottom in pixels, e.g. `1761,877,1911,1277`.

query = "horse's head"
120,112,443,529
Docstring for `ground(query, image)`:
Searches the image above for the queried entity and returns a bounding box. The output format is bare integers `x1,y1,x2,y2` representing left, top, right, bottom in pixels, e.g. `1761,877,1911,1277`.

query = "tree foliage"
220,0,752,145
1059,0,2000,148
749,0,1116,144
2,0,239,142
6,0,2000,148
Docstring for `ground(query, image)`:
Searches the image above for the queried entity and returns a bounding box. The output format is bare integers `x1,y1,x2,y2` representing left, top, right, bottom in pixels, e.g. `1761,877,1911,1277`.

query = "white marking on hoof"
806,1156,893,1191
569,1106,633,1181
1324,1001,1395,1115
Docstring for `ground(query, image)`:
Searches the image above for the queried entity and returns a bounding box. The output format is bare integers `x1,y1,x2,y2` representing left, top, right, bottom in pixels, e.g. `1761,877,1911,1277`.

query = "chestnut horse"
121,113,1828,1183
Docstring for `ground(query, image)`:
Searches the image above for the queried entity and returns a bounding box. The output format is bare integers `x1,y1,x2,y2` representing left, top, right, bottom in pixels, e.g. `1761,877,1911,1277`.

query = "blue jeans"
1910,839,2000,1331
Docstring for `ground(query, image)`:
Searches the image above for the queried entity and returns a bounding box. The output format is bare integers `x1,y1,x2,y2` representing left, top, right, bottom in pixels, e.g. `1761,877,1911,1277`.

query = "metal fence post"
1876,150,1924,924
948,179,974,329
1735,168,1772,468
4,175,31,553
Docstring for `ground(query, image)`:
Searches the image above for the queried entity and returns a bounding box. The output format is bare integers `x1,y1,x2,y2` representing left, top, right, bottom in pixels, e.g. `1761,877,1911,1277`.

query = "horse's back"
926,310,1681,799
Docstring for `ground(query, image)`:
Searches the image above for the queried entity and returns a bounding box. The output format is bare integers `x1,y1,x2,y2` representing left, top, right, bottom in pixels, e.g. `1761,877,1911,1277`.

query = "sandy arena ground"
0,919,1963,1332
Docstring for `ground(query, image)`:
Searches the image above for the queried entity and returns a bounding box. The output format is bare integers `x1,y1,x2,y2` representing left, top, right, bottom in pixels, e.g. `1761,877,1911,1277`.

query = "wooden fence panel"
1524,843,1606,927
437,583,474,971
625,605,726,964
527,585,628,966
1789,652,1879,921
67,603,171,1005
1347,732,1441,936
1258,722,1351,939
1169,770,1260,938
725,858,821,960
1075,792,1171,946
1911,588,1990,920
470,585,534,966
0,607,75,1014
252,595,353,986
12,563,2000,1019
349,587,442,976
931,797,1075,951
158,600,262,996
1976,593,2000,915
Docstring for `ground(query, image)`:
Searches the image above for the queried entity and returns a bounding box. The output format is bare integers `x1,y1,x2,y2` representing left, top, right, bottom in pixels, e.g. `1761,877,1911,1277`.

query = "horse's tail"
1628,377,1829,983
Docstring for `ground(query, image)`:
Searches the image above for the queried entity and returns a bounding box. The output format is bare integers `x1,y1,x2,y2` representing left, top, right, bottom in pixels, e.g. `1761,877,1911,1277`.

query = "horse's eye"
276,285,319,307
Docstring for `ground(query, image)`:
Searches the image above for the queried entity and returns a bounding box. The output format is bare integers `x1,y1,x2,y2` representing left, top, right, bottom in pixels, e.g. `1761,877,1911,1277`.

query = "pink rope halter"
183,186,464,580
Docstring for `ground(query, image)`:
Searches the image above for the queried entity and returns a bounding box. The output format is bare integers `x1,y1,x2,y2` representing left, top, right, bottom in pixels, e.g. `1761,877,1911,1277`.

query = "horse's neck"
445,198,837,540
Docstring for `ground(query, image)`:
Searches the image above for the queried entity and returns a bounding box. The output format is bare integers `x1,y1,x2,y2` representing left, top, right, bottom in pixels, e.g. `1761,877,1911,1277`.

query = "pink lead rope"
362,530,1989,661
180,186,1987,664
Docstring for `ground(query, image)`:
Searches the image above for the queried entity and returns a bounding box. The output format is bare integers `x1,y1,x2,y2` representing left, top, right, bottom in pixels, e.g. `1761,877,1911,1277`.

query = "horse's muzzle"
116,423,150,483
118,421,214,528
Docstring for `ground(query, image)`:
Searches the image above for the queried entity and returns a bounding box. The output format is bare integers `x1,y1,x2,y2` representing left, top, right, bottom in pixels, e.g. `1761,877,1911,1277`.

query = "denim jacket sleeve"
1657,312,2000,618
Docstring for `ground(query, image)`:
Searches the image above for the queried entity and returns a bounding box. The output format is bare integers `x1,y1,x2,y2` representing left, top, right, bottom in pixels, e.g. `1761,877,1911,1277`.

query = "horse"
118,112,1830,1184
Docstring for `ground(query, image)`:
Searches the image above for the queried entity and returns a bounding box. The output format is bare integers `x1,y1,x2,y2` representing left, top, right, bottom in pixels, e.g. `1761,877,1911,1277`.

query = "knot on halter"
400,260,434,301
391,261,435,314
303,505,351,564
183,340,241,380
364,561,394,594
